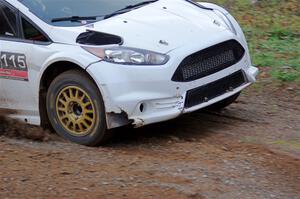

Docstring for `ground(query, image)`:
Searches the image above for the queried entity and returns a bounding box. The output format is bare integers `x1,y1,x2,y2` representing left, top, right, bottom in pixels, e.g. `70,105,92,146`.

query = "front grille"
172,40,245,82
185,70,247,108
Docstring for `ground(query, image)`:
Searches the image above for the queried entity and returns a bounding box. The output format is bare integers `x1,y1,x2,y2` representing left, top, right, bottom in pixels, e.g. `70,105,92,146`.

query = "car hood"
48,0,233,54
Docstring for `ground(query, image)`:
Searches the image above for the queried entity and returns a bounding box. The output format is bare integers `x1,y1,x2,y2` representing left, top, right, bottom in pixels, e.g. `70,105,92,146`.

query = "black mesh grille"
185,70,247,108
172,40,245,82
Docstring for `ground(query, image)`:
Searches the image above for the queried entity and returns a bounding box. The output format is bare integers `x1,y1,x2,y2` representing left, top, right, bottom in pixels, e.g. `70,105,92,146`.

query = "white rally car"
0,0,258,145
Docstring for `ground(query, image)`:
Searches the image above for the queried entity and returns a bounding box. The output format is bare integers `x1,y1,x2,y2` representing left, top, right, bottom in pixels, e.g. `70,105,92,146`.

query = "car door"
0,0,50,116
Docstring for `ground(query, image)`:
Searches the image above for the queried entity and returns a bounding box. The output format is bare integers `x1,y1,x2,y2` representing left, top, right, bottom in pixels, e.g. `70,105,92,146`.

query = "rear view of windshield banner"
0,51,29,81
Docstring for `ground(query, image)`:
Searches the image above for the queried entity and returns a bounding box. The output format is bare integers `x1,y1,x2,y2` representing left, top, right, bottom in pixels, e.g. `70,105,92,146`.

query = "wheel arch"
38,60,130,129
39,61,92,127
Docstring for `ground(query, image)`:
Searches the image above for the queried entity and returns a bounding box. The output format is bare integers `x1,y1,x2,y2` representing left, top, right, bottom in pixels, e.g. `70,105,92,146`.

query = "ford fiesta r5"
0,0,258,146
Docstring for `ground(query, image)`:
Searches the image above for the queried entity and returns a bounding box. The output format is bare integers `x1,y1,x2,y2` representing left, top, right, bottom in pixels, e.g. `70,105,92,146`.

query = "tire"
46,70,107,146
205,92,241,111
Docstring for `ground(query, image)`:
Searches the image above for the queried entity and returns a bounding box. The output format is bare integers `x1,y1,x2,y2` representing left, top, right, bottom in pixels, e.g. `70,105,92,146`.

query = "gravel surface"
1,72,300,199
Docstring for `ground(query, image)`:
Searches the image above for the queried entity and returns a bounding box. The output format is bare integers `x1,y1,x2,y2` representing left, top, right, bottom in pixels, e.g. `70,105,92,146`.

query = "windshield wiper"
51,15,103,23
104,0,158,19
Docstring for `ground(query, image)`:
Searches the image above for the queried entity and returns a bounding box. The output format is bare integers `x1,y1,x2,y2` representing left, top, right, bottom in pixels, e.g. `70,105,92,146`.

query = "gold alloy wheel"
56,86,96,136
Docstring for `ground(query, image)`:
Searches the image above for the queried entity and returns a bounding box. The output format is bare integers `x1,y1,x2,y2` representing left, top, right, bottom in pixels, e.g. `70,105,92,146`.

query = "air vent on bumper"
184,70,247,108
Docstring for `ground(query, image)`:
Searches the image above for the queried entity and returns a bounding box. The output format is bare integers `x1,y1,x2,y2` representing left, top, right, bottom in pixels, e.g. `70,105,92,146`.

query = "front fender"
41,44,97,69
198,2,252,66
37,44,99,91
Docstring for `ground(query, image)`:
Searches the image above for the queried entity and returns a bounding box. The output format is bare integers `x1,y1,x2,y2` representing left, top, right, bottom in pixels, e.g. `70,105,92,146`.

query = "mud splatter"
0,111,56,142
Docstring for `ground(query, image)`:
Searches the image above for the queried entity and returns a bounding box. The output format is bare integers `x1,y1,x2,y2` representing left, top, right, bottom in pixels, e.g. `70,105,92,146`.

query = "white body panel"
0,0,258,128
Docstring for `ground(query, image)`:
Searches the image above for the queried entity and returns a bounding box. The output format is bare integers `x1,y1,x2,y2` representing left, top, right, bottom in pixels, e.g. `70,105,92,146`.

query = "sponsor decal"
0,52,28,81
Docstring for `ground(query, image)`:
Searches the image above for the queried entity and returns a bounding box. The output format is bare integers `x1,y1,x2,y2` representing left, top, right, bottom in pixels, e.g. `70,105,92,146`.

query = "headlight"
82,46,169,65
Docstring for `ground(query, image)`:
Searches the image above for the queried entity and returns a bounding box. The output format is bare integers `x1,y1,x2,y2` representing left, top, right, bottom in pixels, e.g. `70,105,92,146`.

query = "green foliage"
198,0,300,82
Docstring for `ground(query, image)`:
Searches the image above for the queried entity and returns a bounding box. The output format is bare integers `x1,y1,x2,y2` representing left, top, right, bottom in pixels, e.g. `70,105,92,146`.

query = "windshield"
18,0,155,27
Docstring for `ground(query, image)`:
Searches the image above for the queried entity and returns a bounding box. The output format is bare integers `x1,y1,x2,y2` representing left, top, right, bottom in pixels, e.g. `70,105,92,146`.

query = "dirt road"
1,71,300,199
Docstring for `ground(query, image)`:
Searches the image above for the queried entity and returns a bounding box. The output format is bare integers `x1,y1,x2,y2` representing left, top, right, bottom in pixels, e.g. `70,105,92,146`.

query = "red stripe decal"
0,68,28,80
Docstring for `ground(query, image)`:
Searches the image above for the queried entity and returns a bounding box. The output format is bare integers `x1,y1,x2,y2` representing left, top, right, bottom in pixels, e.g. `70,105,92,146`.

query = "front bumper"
86,39,258,129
